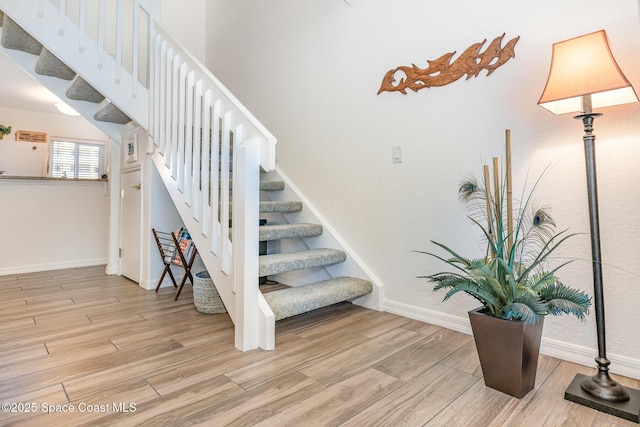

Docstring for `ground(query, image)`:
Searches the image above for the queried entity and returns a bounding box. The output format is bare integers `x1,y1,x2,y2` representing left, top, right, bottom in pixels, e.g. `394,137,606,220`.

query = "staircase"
0,1,378,351
258,178,373,321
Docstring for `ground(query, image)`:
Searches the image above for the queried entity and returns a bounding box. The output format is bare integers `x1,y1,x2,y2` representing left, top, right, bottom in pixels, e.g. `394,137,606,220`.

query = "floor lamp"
538,30,640,423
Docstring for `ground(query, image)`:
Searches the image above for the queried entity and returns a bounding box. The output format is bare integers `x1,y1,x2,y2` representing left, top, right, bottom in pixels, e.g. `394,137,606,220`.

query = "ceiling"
0,48,70,116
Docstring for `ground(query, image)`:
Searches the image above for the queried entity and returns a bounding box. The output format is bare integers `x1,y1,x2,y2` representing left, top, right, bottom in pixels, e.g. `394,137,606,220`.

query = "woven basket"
193,271,226,314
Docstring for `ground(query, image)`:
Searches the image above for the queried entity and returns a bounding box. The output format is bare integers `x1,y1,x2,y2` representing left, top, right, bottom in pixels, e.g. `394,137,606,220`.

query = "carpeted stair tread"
263,277,373,321
259,200,302,213
1,16,43,55
259,248,346,277
259,223,323,241
35,48,76,80
260,180,285,191
230,200,302,216
67,76,105,103
225,180,284,192
94,103,131,124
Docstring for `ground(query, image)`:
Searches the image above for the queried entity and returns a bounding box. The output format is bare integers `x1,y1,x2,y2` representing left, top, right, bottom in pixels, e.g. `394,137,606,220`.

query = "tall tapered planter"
469,307,544,398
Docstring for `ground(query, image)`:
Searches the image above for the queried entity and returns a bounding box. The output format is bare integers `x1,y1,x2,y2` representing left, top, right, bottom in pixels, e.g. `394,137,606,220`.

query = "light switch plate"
392,145,402,163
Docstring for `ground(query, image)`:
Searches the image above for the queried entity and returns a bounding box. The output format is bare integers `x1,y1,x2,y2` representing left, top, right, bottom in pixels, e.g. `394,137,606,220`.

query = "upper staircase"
0,0,379,351
0,12,133,140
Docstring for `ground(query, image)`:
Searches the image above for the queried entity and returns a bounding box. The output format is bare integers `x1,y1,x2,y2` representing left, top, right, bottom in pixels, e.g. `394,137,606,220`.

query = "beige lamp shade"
538,30,638,114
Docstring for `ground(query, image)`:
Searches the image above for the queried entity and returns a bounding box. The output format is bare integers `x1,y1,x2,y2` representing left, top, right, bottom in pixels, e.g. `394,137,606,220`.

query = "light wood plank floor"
0,266,638,426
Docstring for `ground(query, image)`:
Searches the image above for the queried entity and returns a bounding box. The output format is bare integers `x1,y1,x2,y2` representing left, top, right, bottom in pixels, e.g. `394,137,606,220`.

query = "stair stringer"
0,0,149,132
261,168,384,311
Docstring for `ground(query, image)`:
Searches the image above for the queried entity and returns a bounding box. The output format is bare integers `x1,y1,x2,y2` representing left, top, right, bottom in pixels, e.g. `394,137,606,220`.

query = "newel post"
232,135,262,351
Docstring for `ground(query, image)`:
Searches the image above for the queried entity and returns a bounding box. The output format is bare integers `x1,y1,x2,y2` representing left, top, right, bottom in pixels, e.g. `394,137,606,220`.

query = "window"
50,139,106,179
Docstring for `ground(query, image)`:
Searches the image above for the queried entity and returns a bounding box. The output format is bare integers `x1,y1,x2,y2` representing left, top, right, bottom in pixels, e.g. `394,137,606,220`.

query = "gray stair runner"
259,200,303,213
259,180,372,320
35,48,76,80
1,16,42,54
264,277,373,321
67,76,106,103
259,248,346,277
259,223,322,241
94,102,131,124
0,16,131,126
226,180,280,192
259,180,285,191
229,200,302,216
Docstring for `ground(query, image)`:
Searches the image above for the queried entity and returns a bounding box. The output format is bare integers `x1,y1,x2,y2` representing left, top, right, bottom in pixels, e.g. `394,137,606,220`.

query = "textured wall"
205,0,640,375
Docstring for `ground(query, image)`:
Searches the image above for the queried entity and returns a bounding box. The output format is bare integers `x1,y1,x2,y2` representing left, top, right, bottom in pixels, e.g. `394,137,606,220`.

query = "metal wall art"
377,33,520,95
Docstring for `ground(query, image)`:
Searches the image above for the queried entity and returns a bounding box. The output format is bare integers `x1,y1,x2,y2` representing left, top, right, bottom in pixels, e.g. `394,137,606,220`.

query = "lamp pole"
537,30,640,422
574,110,629,402
564,99,640,423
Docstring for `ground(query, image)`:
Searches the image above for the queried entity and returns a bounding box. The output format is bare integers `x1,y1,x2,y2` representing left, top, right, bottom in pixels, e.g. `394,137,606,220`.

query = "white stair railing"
0,0,278,351
149,24,277,350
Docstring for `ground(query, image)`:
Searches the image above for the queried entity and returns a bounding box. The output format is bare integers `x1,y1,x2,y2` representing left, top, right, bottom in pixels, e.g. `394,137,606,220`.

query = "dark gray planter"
468,307,544,398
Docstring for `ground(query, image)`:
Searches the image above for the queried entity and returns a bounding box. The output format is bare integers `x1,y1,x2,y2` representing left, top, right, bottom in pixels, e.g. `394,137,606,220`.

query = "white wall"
159,0,206,63
0,179,110,275
0,106,108,177
0,107,110,275
205,0,640,376
143,158,205,290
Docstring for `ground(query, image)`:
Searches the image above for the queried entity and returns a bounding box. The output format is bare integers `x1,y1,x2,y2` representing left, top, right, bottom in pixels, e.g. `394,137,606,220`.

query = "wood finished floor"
0,266,638,426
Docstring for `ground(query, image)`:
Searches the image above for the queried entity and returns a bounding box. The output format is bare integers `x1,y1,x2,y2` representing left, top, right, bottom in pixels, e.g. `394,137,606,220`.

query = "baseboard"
383,299,640,380
138,278,155,291
105,264,119,275
383,299,472,335
0,258,108,277
541,337,640,380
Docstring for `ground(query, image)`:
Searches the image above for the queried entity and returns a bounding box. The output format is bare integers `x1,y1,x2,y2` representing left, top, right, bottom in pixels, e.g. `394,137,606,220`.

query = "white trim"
49,136,108,145
541,337,640,380
383,299,640,380
0,258,108,277
384,299,472,335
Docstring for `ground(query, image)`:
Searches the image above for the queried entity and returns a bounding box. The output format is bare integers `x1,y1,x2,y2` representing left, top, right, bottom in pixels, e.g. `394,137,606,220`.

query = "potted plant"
417,147,591,398
0,125,11,140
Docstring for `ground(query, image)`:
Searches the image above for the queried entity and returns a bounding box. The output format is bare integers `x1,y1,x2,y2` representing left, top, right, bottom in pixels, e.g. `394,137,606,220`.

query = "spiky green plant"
0,125,11,135
417,167,591,325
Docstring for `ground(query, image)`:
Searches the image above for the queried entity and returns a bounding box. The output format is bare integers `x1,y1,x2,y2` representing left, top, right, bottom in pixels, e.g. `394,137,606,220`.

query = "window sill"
0,175,108,182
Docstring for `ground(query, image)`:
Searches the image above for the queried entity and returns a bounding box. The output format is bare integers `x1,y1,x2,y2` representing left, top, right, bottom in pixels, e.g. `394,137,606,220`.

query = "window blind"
50,140,105,179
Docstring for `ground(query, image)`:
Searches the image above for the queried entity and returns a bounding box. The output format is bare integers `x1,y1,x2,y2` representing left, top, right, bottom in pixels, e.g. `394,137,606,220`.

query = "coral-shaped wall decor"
377,33,520,95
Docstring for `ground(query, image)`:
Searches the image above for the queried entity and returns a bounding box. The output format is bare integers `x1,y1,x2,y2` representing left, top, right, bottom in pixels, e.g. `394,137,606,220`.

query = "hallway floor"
0,266,638,426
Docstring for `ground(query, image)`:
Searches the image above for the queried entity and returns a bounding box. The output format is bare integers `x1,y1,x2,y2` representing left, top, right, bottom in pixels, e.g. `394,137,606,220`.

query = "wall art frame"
126,134,138,163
